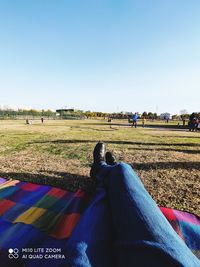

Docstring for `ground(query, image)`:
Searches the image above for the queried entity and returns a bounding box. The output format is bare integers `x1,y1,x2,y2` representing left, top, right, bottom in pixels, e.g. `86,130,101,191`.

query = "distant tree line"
0,108,199,120
0,109,56,119
141,112,158,119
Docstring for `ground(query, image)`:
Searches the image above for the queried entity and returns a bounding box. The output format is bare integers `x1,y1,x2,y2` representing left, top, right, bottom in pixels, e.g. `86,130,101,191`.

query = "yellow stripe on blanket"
0,179,19,190
13,207,46,224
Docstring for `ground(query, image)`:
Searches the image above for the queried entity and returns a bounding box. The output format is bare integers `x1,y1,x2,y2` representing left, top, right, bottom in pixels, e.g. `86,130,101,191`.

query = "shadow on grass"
28,139,200,147
128,147,200,154
82,122,191,130
0,171,96,193
70,126,119,131
146,128,189,132
1,164,199,193
158,136,200,139
131,161,200,170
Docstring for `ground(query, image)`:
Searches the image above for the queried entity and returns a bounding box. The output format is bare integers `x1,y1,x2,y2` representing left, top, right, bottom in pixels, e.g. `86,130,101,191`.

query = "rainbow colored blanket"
0,177,199,266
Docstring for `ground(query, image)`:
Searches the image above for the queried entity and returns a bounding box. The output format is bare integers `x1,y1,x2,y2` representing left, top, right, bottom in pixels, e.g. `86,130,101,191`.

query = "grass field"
0,119,199,216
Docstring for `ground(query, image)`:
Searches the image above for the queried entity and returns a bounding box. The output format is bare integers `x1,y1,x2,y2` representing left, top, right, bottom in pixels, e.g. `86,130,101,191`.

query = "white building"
160,113,172,120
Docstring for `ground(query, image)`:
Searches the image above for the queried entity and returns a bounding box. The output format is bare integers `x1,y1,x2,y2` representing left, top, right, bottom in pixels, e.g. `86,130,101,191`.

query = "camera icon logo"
8,248,19,259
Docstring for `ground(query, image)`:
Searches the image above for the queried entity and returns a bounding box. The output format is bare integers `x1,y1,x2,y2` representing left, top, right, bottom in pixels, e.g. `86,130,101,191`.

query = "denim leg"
65,186,115,267
98,162,199,267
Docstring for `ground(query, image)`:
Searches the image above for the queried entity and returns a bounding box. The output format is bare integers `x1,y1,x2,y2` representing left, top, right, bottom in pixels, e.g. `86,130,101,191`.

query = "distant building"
160,113,172,120
56,108,85,120
56,109,74,114
124,112,133,115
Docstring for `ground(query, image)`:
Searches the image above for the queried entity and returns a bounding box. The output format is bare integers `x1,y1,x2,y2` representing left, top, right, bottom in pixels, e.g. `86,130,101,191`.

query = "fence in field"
0,110,85,120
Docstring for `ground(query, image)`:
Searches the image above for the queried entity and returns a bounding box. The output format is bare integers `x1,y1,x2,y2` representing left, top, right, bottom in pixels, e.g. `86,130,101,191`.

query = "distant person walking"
41,117,44,123
132,113,138,128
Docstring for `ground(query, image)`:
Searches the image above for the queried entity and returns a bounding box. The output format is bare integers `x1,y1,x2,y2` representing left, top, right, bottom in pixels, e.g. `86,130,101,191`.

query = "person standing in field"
195,118,199,131
41,117,44,123
132,113,138,128
142,116,146,127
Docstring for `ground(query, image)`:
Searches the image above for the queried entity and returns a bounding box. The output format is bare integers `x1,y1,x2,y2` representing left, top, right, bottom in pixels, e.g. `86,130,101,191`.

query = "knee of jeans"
111,163,132,180
110,163,140,185
118,163,134,173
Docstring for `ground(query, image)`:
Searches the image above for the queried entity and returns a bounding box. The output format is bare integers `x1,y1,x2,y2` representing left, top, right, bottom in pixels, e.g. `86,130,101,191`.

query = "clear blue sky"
0,0,200,114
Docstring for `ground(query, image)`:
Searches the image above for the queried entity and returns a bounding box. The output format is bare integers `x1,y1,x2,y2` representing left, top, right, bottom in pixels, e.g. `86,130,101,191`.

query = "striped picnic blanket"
0,177,199,266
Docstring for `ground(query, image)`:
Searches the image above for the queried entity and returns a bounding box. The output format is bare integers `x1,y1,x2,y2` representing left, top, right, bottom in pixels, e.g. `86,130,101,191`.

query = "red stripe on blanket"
0,199,16,215
47,187,67,198
159,207,176,221
21,183,41,191
50,213,82,239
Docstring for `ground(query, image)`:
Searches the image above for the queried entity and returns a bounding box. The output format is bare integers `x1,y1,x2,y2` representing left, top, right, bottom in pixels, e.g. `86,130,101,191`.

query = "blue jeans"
65,162,199,267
